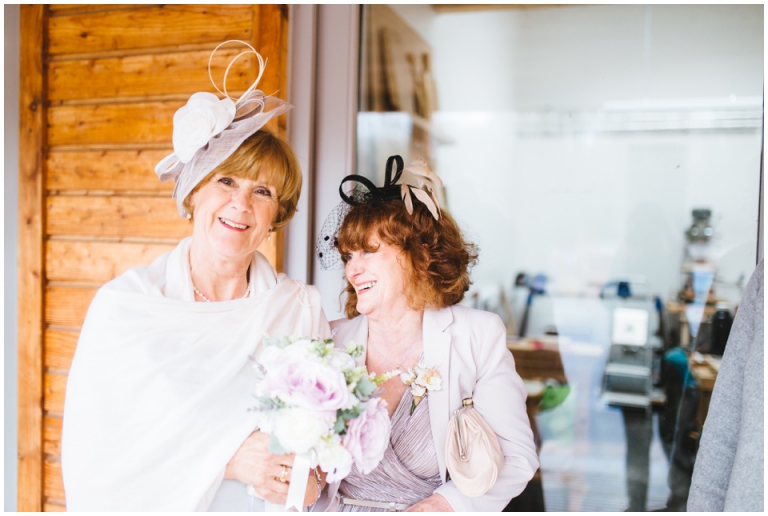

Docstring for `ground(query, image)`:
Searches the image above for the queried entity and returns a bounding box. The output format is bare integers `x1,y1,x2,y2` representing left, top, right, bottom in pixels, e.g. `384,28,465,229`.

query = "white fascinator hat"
154,40,292,218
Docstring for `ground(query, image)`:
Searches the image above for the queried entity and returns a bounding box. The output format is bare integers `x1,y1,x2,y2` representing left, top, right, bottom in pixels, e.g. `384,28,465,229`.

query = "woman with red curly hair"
313,156,539,512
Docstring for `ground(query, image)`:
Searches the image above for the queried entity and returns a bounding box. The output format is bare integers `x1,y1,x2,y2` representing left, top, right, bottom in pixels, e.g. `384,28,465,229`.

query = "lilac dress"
336,389,442,511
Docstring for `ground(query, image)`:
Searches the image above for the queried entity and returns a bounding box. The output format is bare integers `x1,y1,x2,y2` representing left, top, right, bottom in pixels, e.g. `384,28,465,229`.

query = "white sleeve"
435,313,539,511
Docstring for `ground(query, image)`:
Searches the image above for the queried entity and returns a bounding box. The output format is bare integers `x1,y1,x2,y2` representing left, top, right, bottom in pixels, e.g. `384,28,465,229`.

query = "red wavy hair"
337,198,478,319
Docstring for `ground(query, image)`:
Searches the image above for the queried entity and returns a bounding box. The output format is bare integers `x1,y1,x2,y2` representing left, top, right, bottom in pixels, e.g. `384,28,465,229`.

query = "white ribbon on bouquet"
284,451,316,511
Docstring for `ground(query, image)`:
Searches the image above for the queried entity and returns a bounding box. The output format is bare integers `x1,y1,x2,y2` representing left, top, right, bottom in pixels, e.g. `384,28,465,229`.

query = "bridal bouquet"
250,337,393,510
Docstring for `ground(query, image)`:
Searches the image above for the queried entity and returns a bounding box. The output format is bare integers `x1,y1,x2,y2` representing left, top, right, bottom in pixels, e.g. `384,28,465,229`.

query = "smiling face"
189,172,279,262
344,237,410,320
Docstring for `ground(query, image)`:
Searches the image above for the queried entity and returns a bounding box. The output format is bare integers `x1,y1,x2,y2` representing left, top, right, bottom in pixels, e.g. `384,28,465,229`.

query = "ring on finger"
278,464,289,483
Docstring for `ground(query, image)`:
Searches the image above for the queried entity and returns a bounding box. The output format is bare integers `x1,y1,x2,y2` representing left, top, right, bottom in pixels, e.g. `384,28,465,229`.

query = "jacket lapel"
423,307,453,482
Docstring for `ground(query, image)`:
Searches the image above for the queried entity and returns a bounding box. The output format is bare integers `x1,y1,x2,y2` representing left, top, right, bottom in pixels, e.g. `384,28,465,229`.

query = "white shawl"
61,238,329,511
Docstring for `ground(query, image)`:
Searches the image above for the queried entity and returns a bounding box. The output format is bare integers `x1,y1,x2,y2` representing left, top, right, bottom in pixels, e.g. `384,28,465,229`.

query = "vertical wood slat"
278,6,290,138
251,5,290,272
276,6,290,272
43,374,67,416
18,5,46,512
276,5,290,272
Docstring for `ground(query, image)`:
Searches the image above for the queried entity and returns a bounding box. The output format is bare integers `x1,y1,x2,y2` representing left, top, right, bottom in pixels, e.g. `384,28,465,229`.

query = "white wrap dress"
61,237,330,511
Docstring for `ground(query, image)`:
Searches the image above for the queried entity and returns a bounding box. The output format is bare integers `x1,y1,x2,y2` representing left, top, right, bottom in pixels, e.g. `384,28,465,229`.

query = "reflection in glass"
357,4,762,511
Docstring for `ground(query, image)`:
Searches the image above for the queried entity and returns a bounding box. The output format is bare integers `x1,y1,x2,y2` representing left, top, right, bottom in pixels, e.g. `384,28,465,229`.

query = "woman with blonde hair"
62,42,329,511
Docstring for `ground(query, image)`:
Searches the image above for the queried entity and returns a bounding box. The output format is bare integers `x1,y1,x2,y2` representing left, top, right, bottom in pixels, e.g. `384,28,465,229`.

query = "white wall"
4,4,20,511
435,116,761,301
431,5,763,112
385,4,763,304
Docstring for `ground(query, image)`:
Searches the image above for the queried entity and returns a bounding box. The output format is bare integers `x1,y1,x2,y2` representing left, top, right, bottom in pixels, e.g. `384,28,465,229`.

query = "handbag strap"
453,397,475,461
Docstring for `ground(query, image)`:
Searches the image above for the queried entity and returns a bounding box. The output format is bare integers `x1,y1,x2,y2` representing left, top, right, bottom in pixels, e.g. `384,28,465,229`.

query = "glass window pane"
357,4,762,512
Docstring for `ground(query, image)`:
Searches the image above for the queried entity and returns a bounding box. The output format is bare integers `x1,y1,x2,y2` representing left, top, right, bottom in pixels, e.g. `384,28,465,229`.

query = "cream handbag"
445,398,505,497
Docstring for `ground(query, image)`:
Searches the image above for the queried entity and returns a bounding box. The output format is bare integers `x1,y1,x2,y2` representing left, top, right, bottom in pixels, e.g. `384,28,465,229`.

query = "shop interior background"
357,4,762,306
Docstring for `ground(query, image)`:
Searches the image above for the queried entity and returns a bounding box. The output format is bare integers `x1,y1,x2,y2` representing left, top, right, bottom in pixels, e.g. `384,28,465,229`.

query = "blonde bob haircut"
182,129,302,230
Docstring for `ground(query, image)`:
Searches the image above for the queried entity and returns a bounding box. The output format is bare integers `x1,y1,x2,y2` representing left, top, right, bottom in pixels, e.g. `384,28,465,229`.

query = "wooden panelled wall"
18,5,289,511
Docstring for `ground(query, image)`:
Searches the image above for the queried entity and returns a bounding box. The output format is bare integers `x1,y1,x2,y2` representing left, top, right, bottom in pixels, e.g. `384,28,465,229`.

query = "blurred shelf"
604,363,651,378
602,392,651,408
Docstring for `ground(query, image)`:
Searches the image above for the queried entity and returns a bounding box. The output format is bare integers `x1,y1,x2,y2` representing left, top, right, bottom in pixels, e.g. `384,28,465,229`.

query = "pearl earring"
267,230,272,241
186,213,192,220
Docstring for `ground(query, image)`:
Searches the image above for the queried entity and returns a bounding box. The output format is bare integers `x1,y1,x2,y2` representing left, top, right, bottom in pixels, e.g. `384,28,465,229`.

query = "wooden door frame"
18,4,46,512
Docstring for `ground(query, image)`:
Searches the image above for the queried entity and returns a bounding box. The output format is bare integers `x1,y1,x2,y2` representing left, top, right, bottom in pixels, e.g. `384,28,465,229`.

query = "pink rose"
260,354,354,414
343,398,391,474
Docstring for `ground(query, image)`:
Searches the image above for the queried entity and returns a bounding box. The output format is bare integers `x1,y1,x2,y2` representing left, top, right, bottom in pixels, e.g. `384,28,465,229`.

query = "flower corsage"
399,364,442,415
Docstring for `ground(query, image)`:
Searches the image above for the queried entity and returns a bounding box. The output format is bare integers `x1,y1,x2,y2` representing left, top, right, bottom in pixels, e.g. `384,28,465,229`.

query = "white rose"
254,412,276,435
328,349,356,371
283,339,321,362
316,436,354,484
172,92,236,163
258,345,285,370
272,408,331,454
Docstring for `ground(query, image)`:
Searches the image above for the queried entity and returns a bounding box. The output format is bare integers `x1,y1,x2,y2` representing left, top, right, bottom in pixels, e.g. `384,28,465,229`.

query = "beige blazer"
316,304,539,512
